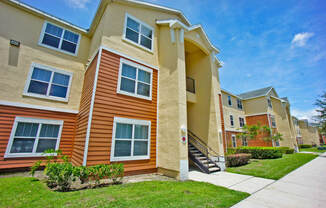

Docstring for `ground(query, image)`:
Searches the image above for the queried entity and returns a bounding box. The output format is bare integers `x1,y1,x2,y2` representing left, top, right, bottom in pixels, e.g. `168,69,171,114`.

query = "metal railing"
186,77,195,93
188,130,222,171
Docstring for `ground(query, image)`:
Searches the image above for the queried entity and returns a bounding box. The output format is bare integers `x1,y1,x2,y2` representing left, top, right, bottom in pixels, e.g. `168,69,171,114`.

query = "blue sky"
20,0,326,121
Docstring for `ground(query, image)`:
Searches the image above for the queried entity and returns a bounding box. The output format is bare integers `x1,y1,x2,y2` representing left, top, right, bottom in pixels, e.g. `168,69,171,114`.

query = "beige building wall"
221,91,246,131
299,120,320,145
243,97,268,115
0,1,90,111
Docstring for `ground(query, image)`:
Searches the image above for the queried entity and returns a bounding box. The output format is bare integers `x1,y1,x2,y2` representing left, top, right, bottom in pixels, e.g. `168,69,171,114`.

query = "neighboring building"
221,87,298,150
292,117,303,144
298,120,320,146
0,0,224,179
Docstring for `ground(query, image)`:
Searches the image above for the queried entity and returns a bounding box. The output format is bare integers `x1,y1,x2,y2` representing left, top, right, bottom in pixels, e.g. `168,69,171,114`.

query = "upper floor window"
39,22,80,55
239,117,245,127
267,98,272,108
123,14,154,52
117,59,152,100
24,63,72,102
237,99,243,109
111,117,151,161
228,96,232,106
5,117,63,158
271,115,276,128
230,115,234,127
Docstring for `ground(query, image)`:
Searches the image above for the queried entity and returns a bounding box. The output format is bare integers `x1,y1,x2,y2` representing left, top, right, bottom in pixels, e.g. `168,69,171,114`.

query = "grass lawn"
0,177,249,208
226,153,318,180
299,147,326,153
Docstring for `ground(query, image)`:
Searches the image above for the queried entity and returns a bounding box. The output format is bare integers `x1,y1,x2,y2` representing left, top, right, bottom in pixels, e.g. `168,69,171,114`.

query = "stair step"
196,156,207,160
209,167,220,172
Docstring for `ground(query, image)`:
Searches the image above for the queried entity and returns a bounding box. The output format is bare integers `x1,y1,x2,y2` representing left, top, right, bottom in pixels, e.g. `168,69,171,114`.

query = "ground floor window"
242,137,248,146
111,117,151,161
275,140,280,147
231,135,237,148
5,117,63,158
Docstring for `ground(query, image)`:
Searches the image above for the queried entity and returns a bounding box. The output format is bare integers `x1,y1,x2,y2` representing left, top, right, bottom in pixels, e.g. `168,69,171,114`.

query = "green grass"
299,147,326,153
0,177,249,208
226,153,318,180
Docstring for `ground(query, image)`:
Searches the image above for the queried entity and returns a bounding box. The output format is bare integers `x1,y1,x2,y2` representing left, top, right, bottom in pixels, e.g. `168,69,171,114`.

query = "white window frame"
237,98,243,109
110,117,151,162
231,134,237,148
4,117,63,158
122,13,154,53
242,137,248,146
38,21,81,56
239,117,245,128
117,58,153,100
271,115,276,128
267,97,273,109
228,95,232,106
230,115,234,127
23,63,73,102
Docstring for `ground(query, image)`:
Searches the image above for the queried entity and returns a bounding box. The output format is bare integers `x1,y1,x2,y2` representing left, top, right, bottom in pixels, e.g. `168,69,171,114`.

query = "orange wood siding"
0,105,76,170
86,49,158,174
71,53,98,166
245,114,273,147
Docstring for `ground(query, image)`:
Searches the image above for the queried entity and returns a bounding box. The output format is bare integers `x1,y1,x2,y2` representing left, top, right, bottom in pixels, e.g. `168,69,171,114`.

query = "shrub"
318,146,326,150
275,147,289,154
73,166,90,184
226,148,237,155
285,149,295,154
235,147,282,159
226,154,251,167
45,162,76,191
111,163,124,184
299,144,312,148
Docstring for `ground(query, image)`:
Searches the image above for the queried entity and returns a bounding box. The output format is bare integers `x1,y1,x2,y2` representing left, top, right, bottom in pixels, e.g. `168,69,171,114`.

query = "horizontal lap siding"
0,105,76,170
245,114,273,147
71,54,98,166
87,50,158,174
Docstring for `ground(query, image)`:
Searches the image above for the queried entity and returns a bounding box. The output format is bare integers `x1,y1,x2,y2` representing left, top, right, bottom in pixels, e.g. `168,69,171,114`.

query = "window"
5,117,63,158
271,115,276,128
267,98,272,108
275,140,280,147
117,59,152,100
239,117,245,127
230,115,234,127
237,99,243,109
39,22,80,55
231,135,237,148
24,63,72,102
228,95,232,106
111,117,151,161
242,137,248,146
123,14,154,51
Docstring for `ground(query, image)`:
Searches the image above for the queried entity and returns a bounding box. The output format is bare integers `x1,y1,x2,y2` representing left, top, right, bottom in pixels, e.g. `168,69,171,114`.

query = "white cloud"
291,32,314,47
292,108,318,122
65,0,90,9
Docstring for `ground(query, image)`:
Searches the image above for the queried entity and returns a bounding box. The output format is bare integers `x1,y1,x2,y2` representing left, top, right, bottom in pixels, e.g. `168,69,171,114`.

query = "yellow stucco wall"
0,1,90,111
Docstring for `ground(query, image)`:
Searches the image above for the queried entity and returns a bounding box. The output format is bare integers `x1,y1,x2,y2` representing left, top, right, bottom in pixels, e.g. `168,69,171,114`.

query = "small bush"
235,147,282,159
318,146,326,150
226,148,237,155
226,154,251,167
285,149,295,154
275,147,289,154
299,144,312,148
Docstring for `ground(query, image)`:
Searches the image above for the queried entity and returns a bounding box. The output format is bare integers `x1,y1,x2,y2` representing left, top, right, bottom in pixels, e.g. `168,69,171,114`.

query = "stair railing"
188,130,222,170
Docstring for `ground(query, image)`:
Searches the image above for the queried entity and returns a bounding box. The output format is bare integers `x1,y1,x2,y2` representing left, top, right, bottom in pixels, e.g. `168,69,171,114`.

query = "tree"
237,123,283,142
315,92,326,135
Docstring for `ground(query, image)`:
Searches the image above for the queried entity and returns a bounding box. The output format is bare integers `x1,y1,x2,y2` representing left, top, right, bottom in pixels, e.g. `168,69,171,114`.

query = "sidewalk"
188,171,275,194
232,153,326,208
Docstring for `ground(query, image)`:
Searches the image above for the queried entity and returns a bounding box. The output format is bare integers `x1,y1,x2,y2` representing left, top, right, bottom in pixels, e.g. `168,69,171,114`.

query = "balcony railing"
186,77,195,93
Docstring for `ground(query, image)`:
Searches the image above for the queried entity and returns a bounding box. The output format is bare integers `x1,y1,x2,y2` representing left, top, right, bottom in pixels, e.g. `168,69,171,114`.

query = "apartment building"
292,117,303,145
221,87,298,150
0,0,224,179
298,120,320,146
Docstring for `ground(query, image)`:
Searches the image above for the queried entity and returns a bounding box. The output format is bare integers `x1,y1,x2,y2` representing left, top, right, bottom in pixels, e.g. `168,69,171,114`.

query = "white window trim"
271,115,276,128
239,117,245,128
228,95,232,106
237,98,243,110
4,117,64,158
38,21,81,56
230,115,234,127
231,134,237,148
117,58,153,100
267,97,273,109
122,13,154,53
110,117,151,162
23,62,73,102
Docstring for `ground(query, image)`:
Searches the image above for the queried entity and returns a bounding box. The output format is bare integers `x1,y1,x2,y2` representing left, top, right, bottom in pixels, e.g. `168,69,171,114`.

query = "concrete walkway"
232,153,326,208
188,171,275,194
